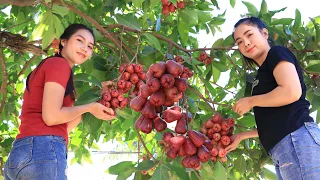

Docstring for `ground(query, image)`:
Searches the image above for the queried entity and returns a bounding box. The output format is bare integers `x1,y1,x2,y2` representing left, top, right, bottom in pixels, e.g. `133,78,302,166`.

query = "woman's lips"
77,52,85,58
247,46,255,52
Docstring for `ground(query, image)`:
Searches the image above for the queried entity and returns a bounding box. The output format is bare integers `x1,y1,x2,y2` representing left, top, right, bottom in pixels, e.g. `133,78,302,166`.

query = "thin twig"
226,54,241,77
194,170,201,180
16,55,38,80
135,128,156,161
188,86,216,113
210,81,236,95
0,48,7,116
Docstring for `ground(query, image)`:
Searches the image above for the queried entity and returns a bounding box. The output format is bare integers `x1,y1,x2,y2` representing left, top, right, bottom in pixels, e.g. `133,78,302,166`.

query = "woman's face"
233,23,270,62
61,29,94,67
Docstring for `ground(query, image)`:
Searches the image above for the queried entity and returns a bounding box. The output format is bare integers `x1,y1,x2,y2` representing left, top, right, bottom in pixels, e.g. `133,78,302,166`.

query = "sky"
68,1,319,179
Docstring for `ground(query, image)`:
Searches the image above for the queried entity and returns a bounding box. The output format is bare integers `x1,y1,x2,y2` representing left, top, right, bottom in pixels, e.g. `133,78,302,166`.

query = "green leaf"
30,11,50,41
197,10,212,23
115,14,141,30
306,63,320,74
237,114,256,128
74,89,100,106
242,1,259,16
106,161,137,175
74,73,102,88
178,22,189,45
210,17,226,26
167,163,190,180
41,13,55,49
150,164,170,180
259,0,267,15
270,18,294,25
230,0,235,8
83,113,103,134
214,161,227,180
135,160,155,171
116,108,136,120
212,61,228,72
201,162,215,178
311,94,320,112
310,17,320,44
53,14,64,38
143,33,162,53
292,9,301,33
292,42,304,50
234,155,246,174
212,65,221,83
132,0,145,7
52,4,69,17
179,9,198,26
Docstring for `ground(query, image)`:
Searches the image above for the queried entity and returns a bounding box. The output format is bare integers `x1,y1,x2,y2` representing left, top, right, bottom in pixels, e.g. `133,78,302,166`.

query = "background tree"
0,0,319,179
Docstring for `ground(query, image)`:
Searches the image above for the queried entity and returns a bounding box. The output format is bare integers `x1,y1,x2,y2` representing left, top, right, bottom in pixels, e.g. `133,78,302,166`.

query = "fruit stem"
135,128,157,161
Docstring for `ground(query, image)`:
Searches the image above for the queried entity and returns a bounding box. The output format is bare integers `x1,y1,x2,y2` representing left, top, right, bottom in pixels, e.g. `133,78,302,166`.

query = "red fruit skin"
130,95,147,112
163,86,179,100
166,60,183,78
184,138,197,156
210,156,217,162
219,156,227,163
218,148,227,158
125,64,135,73
149,89,165,106
200,126,208,135
130,73,139,84
220,130,229,136
141,100,157,118
139,84,152,98
153,116,167,132
180,73,189,79
177,1,184,8
119,98,129,108
125,81,133,90
102,91,112,102
174,55,183,63
228,126,234,136
149,62,166,78
136,80,145,89
146,78,161,93
167,147,178,159
200,51,208,60
178,146,186,156
163,109,182,123
117,94,125,101
175,117,187,134
119,64,127,73
174,78,188,92
168,3,176,12
197,145,211,163
161,0,169,6
210,147,219,157
105,102,111,108
188,130,206,147
139,116,153,134
227,118,235,127
137,72,146,80
160,74,175,88
221,136,231,146
212,123,221,133
221,121,230,131
205,120,214,128
189,155,200,169
169,136,186,150
162,132,174,145
110,98,119,108
212,113,224,123
117,79,126,89
203,139,213,151
181,156,192,168
212,133,221,142
97,99,106,106
133,64,143,73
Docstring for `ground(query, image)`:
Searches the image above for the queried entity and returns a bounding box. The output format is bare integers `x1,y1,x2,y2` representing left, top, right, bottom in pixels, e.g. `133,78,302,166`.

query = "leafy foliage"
0,0,319,179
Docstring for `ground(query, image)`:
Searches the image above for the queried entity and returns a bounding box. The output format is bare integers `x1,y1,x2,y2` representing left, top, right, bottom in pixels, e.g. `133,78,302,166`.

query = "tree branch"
0,0,37,6
188,86,216,113
135,128,156,162
57,1,130,63
17,55,38,80
0,48,8,116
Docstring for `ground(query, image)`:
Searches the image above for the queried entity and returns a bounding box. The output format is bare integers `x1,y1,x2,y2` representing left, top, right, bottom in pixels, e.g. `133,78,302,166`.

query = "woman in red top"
4,24,115,180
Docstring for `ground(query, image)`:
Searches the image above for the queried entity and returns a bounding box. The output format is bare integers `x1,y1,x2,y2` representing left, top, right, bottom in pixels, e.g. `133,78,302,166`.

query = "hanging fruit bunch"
161,0,185,15
97,63,146,115
200,113,235,163
130,59,193,134
197,51,213,65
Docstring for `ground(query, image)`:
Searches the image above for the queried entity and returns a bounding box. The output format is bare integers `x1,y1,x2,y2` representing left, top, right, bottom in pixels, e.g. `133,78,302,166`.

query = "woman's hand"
233,97,253,116
225,133,244,153
89,102,116,121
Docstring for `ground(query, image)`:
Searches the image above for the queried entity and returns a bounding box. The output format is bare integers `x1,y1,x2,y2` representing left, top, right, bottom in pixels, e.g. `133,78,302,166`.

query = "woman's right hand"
225,133,244,153
89,102,116,121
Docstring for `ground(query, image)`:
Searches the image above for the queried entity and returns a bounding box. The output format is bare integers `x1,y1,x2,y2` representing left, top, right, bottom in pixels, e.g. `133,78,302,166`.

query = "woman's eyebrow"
235,29,252,42
76,35,94,45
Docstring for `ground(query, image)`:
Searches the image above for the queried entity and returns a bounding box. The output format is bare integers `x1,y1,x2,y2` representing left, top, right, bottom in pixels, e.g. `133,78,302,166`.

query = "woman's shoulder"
43,56,70,69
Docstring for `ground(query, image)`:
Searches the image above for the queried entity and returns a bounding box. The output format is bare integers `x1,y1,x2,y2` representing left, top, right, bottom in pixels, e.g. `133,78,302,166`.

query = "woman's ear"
262,28,269,39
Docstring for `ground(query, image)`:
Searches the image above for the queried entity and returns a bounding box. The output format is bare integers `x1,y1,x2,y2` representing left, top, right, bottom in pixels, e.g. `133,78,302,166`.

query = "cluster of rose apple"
161,0,185,15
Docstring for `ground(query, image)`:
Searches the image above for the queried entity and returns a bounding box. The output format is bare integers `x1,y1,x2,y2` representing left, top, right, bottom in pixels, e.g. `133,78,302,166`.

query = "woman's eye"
237,41,242,45
88,46,93,50
248,33,253,37
77,39,83,43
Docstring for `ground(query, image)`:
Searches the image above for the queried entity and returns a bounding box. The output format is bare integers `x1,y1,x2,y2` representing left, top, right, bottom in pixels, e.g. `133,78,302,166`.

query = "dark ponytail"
26,24,95,101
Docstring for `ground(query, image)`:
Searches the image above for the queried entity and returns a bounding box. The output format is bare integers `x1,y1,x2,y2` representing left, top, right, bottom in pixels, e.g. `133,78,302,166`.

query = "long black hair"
26,24,95,100
232,17,270,70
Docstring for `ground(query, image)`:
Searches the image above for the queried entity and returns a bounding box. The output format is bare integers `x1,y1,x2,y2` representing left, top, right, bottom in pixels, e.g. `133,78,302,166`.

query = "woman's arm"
233,61,302,115
225,129,258,152
67,115,82,133
42,82,115,126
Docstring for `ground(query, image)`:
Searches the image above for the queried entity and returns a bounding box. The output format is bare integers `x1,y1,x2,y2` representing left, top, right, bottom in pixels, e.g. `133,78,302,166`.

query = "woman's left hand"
233,97,253,116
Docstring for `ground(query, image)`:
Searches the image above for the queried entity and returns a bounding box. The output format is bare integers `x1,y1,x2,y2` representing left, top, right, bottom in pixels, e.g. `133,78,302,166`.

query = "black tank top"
252,46,313,152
